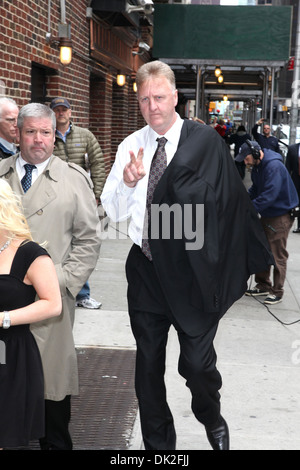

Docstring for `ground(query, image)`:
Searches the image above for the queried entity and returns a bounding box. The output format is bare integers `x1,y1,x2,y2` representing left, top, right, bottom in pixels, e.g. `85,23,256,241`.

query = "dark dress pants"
126,244,222,450
39,396,73,450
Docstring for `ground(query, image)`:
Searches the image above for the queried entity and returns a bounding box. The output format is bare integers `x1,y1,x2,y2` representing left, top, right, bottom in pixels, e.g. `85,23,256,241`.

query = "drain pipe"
60,0,66,24
46,0,51,41
47,0,67,39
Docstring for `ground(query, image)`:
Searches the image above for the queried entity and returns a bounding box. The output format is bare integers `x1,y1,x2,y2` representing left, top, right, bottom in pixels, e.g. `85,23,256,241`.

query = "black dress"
0,241,49,448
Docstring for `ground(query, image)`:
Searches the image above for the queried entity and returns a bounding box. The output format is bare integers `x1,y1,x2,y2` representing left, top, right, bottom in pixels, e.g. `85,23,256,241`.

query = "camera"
139,0,154,13
127,0,154,15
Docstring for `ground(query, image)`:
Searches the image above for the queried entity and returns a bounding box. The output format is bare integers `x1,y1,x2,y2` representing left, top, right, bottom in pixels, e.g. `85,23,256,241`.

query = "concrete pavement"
73,217,300,451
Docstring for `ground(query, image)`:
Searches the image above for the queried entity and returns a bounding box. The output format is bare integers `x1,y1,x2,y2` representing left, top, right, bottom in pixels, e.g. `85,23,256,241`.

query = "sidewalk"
73,219,300,451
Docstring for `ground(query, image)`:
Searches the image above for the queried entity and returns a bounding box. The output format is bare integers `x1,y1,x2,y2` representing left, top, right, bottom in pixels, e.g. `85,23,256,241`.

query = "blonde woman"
0,179,61,449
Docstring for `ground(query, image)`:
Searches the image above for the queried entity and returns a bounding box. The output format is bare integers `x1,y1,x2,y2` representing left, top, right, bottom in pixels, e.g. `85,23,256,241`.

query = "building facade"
0,0,152,174
1,0,299,173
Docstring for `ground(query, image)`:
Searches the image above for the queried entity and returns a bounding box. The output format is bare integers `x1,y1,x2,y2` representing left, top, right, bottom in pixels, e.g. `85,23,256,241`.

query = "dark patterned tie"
21,164,36,193
141,137,168,260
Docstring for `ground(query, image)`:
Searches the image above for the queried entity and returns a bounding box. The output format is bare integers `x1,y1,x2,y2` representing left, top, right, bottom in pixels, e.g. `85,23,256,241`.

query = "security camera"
126,0,154,15
139,41,150,52
139,0,154,11
132,41,151,56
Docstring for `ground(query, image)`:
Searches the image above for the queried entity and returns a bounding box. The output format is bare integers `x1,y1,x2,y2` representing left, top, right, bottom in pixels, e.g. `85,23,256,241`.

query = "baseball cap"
50,97,70,110
235,140,261,162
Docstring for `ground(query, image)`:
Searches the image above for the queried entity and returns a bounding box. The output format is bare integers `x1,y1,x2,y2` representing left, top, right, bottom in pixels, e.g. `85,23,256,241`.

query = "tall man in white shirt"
101,61,274,451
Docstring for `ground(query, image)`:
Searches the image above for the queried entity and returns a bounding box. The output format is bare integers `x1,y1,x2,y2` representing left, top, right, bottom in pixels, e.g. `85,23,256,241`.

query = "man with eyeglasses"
252,117,280,153
0,97,19,160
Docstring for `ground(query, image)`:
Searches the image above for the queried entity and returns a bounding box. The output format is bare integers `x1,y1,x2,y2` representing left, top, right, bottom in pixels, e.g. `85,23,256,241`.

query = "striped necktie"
141,137,168,261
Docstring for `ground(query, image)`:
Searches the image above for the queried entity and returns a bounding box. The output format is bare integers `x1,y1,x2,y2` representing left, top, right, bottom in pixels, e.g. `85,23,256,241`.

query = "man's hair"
0,97,18,119
136,60,176,92
17,103,56,131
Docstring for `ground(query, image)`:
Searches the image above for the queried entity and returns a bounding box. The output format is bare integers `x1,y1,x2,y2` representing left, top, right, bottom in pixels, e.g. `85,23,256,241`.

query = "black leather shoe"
293,228,300,233
206,417,229,450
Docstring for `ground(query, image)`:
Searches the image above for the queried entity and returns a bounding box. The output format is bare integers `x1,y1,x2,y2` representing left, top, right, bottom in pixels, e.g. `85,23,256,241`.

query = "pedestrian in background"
235,140,298,305
102,60,274,451
214,118,226,138
225,118,233,138
0,103,101,450
0,97,19,160
228,124,251,179
0,179,61,449
286,142,300,233
252,118,280,153
50,97,105,310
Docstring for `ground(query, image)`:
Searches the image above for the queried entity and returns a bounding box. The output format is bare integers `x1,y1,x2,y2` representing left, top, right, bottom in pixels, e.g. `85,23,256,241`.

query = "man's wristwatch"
2,311,11,329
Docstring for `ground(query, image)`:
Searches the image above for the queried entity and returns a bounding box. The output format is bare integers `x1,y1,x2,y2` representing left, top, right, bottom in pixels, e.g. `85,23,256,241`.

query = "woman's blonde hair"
0,179,33,241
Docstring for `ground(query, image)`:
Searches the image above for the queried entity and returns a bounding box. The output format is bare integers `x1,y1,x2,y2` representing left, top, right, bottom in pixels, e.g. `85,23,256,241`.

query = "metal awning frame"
160,58,285,128
160,58,287,68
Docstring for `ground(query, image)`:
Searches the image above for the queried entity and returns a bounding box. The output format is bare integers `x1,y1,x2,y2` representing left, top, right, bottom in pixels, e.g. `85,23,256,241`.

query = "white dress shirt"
17,154,51,185
101,114,184,246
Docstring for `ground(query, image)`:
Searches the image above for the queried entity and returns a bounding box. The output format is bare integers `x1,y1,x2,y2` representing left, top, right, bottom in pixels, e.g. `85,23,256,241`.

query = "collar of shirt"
56,125,71,143
0,137,17,154
148,113,184,165
17,154,51,184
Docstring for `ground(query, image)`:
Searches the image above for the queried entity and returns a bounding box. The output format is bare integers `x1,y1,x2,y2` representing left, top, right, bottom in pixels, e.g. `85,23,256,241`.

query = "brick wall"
0,0,147,173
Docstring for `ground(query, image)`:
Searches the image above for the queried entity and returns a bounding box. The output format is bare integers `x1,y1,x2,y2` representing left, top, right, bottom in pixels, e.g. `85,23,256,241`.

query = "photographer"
235,140,298,305
252,118,280,153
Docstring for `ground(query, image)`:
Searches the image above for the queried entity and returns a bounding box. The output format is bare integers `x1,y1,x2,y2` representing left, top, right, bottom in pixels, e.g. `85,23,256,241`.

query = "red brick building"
0,0,152,174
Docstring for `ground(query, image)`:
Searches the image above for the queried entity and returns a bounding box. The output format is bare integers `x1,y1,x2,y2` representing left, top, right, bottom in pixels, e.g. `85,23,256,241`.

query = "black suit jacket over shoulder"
149,120,274,335
286,143,300,175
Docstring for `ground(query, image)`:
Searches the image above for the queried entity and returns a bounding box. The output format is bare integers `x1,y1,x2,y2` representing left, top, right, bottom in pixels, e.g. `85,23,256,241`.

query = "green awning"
153,5,292,63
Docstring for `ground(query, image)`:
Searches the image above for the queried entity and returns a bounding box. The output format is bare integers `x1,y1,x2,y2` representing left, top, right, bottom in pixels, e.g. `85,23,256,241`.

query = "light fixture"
46,23,73,66
217,75,224,84
214,66,222,78
133,82,137,93
59,37,72,65
223,95,228,102
117,74,126,87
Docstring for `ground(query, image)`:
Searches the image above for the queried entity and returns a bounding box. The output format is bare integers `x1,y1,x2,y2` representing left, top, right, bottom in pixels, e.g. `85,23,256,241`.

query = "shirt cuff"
118,179,136,195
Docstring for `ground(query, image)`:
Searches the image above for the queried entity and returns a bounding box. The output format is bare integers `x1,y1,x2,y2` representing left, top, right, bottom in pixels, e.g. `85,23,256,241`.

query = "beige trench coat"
0,155,101,400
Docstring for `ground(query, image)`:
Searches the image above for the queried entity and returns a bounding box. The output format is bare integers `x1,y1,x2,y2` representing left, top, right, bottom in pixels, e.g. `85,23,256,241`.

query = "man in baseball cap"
237,139,298,306
50,97,70,110
235,140,261,163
